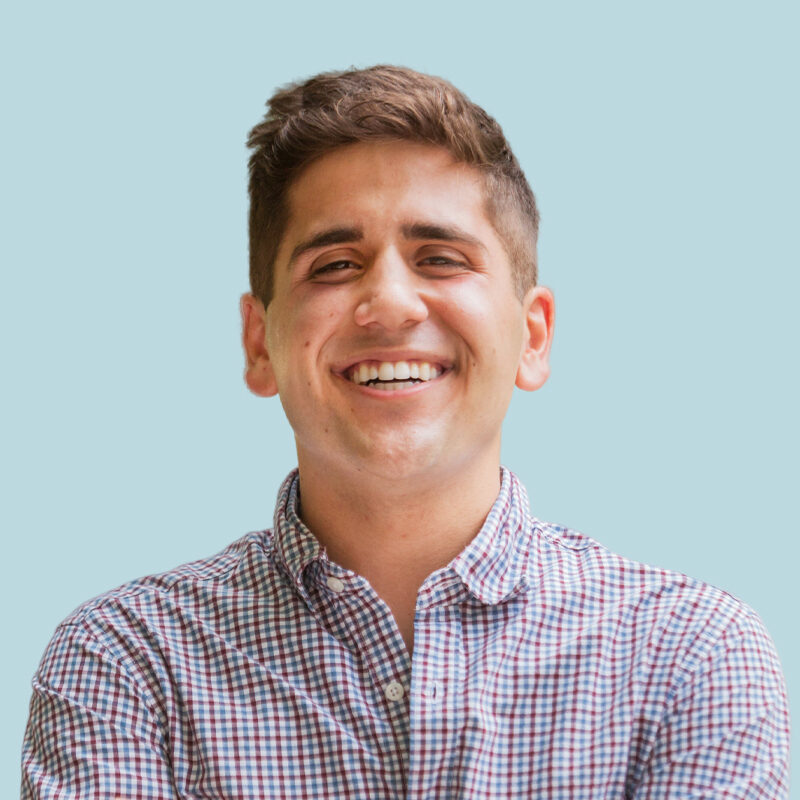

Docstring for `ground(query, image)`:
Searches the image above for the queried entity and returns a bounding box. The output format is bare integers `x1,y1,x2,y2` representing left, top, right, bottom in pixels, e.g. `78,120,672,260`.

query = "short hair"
247,65,539,304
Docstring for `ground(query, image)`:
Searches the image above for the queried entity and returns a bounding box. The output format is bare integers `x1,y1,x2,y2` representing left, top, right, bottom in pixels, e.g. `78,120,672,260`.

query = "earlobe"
240,293,279,397
515,286,555,392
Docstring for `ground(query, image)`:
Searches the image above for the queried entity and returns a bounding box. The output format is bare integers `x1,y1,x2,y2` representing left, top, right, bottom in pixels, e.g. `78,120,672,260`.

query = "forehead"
277,141,498,257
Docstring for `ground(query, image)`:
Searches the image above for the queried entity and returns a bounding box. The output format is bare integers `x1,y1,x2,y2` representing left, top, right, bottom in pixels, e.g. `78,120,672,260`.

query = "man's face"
242,141,553,484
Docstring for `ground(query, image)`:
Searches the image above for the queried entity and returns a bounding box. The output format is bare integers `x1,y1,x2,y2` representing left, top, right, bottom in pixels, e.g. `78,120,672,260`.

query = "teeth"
349,360,444,386
378,362,394,381
394,361,410,380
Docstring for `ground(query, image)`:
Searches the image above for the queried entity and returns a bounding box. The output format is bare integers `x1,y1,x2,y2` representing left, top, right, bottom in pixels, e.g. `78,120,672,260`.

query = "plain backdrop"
3,0,797,794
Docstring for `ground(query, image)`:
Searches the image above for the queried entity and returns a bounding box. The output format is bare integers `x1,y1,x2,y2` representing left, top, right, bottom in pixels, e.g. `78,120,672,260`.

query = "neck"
295,450,502,653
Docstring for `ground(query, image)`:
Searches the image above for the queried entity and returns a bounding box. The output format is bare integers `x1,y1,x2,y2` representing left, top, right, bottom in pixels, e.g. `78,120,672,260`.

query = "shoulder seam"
63,531,271,626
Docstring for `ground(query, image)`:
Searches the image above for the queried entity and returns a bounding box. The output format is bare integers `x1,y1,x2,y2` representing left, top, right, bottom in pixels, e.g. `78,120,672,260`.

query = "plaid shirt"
23,468,790,798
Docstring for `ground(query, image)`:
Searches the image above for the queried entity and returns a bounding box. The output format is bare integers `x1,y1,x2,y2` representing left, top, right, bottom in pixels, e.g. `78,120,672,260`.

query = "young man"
23,66,789,798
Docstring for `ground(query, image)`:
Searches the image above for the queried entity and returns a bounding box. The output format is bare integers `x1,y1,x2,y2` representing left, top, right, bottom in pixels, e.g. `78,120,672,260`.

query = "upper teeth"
350,360,441,385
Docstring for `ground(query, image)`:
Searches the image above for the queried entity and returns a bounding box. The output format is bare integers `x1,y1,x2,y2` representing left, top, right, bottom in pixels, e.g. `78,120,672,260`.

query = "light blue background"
3,0,797,793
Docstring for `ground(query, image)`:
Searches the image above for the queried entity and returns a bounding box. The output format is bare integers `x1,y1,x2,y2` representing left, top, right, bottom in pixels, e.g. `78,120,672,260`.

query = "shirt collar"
272,470,322,600
271,466,532,606
444,466,531,605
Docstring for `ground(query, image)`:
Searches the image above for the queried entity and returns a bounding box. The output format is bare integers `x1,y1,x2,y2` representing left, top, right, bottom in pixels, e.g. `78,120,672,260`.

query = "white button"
326,576,345,593
384,680,405,701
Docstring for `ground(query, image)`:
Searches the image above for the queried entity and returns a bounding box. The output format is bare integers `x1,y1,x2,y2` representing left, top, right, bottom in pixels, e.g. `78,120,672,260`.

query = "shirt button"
326,576,345,593
384,680,405,701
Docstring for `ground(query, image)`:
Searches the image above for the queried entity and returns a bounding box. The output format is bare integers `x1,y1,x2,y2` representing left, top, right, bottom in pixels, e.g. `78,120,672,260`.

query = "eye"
418,252,470,274
309,259,360,282
421,255,464,266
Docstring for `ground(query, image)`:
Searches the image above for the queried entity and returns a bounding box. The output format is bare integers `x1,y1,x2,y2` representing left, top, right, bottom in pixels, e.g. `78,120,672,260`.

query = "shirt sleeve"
633,604,790,799
21,620,178,799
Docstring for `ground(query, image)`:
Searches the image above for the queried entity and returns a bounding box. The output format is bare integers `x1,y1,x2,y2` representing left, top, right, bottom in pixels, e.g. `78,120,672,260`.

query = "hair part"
247,65,539,304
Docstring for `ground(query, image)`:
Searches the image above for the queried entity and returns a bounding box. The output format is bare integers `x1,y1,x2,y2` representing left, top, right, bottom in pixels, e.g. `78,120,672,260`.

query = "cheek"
294,286,352,326
445,289,524,362
271,293,342,345
272,301,347,387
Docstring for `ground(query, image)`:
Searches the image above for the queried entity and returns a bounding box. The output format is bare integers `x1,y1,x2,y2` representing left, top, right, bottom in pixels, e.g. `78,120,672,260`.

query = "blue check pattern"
23,468,790,798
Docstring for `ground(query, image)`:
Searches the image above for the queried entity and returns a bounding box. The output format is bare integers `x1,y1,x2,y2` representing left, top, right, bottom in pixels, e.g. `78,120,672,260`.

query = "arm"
633,606,790,799
22,622,178,799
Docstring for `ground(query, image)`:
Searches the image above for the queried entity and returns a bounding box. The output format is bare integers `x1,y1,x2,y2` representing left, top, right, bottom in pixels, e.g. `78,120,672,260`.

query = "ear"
240,293,279,397
515,286,555,392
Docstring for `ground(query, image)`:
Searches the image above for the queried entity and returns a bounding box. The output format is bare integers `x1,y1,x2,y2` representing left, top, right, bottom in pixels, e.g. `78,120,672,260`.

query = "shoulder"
33,530,287,693
52,530,279,643
525,517,781,676
530,515,742,609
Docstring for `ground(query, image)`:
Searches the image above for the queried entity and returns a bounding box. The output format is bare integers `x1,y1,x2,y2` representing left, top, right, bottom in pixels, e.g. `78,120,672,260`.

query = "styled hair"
247,65,539,303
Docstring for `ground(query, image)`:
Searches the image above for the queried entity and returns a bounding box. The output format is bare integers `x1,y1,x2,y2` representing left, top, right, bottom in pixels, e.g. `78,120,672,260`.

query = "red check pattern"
22,469,790,798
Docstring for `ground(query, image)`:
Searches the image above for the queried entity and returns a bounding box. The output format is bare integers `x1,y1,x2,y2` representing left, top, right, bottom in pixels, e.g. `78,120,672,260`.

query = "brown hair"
247,65,539,303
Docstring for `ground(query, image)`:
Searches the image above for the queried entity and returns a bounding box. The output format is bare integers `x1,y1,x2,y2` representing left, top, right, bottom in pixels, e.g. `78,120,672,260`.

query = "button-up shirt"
22,469,790,798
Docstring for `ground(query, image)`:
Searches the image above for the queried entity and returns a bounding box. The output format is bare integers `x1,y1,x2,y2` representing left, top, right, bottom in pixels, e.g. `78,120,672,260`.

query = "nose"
353,250,428,331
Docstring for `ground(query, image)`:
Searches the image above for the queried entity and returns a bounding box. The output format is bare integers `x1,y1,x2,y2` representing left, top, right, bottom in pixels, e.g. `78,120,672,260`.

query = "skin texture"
241,141,554,651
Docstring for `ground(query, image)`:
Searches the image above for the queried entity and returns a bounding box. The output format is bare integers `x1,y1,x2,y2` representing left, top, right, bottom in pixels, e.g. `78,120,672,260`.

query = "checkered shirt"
22,468,790,798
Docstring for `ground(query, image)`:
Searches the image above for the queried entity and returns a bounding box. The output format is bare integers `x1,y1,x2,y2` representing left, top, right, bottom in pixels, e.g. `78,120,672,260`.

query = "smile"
348,360,443,391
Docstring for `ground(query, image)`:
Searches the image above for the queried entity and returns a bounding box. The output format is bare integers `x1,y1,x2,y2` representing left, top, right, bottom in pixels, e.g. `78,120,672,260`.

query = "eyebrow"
401,222,486,253
288,227,364,266
287,221,487,267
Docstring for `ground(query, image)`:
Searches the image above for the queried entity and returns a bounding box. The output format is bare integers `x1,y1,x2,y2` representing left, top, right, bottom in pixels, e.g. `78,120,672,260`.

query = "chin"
344,430,448,482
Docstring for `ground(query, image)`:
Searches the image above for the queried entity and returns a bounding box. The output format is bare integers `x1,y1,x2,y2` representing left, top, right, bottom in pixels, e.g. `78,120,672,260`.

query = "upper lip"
332,350,453,375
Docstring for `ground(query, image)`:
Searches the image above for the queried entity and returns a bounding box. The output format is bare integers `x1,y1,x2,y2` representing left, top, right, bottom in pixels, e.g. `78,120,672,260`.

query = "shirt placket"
406,579,467,799
315,565,413,796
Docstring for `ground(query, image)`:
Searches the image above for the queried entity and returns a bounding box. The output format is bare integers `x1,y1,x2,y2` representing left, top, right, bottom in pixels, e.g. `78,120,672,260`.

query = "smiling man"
240,135,554,657
23,67,789,798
